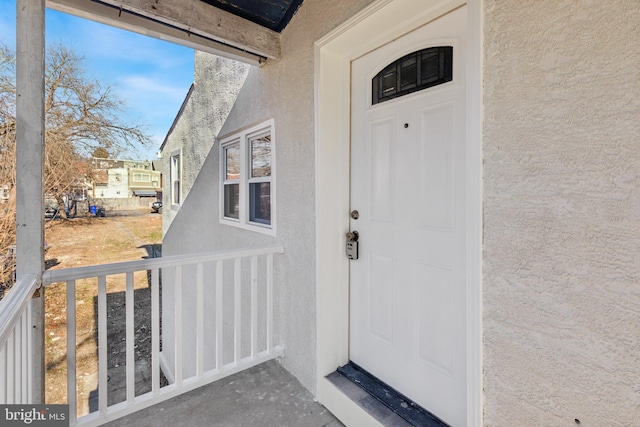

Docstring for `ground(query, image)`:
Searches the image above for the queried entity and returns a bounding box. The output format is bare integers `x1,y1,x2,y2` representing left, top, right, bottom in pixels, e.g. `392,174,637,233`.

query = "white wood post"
16,0,46,403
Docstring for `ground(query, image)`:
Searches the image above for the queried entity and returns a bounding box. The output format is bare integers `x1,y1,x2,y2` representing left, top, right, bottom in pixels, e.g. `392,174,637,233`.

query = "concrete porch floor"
104,360,343,427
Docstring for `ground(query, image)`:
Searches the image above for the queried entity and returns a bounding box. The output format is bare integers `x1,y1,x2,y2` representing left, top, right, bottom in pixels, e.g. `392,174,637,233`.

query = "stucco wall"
160,52,249,235
162,0,375,393
483,1,640,425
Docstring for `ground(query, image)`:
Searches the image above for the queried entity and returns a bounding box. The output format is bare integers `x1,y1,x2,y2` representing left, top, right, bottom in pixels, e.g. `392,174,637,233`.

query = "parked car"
151,201,162,213
45,206,59,220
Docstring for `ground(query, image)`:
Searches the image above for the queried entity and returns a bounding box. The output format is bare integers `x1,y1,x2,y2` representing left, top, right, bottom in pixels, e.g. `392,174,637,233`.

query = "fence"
80,198,157,212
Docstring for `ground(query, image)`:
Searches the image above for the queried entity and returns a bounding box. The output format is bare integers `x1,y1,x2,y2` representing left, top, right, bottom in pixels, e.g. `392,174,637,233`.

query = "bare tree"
0,44,152,292
0,46,18,293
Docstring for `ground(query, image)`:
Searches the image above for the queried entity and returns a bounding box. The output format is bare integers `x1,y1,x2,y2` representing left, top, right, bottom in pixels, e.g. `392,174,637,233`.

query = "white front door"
349,6,467,426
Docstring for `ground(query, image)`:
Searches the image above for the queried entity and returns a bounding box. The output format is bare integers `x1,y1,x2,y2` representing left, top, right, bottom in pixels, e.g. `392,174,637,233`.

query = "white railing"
0,274,40,405
42,245,284,427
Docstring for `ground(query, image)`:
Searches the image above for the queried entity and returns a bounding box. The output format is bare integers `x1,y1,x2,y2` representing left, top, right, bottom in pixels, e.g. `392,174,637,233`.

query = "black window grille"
372,46,453,105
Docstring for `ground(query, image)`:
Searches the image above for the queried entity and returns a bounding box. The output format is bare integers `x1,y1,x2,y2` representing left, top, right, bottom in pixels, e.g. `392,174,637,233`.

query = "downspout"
16,0,46,403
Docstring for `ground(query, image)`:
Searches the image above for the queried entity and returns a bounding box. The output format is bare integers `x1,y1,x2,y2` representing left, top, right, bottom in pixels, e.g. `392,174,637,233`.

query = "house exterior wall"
161,0,375,393
159,0,639,422
483,1,640,425
160,52,249,235
128,169,161,190
92,160,160,198
95,168,129,198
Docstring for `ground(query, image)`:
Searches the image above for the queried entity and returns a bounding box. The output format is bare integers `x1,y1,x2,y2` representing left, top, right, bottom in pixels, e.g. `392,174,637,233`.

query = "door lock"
346,230,359,260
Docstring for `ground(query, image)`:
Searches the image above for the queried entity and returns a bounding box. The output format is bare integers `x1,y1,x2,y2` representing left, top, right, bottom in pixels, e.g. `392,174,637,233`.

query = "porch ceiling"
199,0,304,32
47,0,306,63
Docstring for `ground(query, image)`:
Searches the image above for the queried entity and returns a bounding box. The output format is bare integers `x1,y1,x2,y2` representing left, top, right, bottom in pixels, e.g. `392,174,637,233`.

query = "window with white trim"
170,151,181,206
220,120,275,234
133,173,151,182
223,143,240,219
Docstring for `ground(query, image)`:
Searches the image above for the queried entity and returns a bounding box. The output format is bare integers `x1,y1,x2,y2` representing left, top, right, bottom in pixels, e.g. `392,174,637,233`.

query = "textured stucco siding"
160,53,249,236
483,1,640,425
162,0,375,393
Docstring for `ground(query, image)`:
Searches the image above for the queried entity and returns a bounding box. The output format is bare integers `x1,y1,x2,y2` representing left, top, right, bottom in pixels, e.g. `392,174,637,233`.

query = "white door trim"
314,0,482,425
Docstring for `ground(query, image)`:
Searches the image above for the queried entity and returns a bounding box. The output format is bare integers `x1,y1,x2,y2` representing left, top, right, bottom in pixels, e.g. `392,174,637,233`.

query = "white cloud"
120,75,189,102
113,74,192,157
116,74,192,132
120,132,166,161
66,17,193,71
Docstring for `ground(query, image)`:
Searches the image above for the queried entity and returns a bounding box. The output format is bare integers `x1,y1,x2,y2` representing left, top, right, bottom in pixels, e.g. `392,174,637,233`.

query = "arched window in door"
372,46,453,105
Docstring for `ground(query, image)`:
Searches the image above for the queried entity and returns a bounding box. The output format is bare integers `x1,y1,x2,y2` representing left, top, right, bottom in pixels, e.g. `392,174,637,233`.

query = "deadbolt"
350,210,359,220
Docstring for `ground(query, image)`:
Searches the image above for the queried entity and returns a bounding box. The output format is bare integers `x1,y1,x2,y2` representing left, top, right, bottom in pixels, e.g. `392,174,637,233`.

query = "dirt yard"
44,210,162,416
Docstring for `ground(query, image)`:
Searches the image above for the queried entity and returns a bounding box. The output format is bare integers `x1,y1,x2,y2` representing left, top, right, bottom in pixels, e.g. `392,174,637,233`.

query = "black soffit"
199,0,304,32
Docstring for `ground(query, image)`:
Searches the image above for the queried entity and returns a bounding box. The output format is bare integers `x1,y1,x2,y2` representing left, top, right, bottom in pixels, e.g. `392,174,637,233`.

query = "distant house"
91,158,161,199
0,185,9,203
69,161,92,201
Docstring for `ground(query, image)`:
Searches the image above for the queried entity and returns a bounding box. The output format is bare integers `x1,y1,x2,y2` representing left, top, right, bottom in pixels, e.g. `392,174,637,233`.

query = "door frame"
314,0,482,425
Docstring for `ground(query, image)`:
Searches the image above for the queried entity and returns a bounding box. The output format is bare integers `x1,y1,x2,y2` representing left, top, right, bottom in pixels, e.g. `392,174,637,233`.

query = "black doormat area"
336,362,450,427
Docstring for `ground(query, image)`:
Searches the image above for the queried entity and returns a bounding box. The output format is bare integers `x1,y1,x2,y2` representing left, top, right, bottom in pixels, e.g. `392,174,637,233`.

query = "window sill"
220,218,275,236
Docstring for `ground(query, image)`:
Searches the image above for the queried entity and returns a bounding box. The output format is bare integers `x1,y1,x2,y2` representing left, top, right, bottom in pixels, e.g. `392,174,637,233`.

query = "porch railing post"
36,246,283,424
15,0,46,403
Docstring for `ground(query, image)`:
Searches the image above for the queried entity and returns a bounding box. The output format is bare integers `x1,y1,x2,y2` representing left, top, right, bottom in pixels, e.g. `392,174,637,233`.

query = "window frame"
219,119,275,235
170,150,182,208
133,172,151,182
222,140,241,220
372,46,453,105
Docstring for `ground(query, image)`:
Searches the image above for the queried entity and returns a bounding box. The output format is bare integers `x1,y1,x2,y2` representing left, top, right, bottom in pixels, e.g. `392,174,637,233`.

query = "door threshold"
327,362,449,427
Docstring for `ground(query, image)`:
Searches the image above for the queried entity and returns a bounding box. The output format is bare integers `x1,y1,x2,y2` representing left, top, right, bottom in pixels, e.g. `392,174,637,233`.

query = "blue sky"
0,0,194,161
